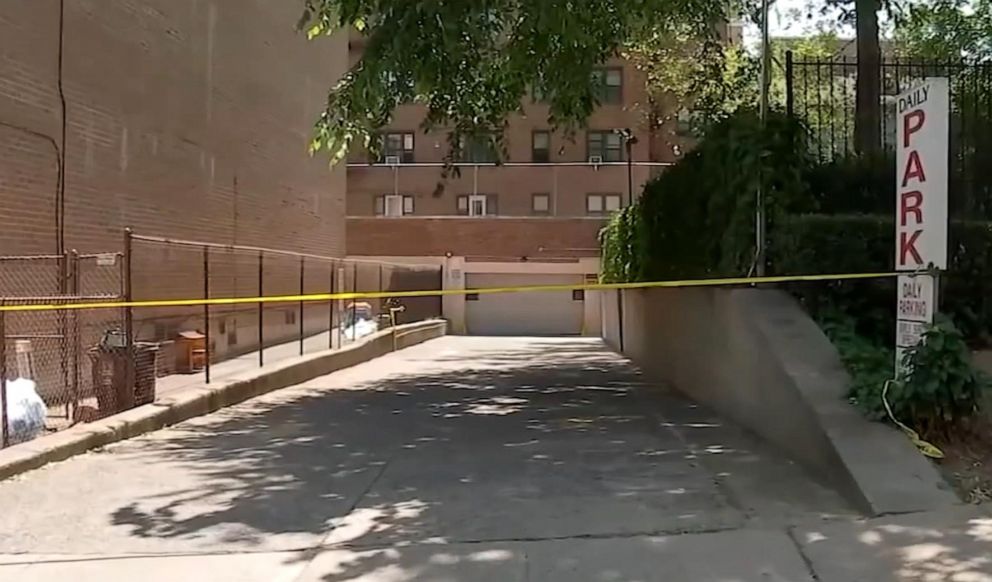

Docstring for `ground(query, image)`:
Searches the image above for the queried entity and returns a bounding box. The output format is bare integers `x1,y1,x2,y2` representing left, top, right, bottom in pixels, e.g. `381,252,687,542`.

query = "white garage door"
466,273,584,336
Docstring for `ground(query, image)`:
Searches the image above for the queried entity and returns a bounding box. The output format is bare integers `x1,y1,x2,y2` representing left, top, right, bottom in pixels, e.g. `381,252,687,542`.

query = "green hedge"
772,214,992,344
601,110,813,283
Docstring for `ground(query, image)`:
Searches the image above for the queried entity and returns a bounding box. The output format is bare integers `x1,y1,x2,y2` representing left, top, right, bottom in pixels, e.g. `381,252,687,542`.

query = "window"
587,131,623,162
532,193,551,215
572,290,585,301
586,193,623,215
374,194,415,216
532,131,551,163
591,67,622,104
456,194,498,216
375,132,414,163
459,135,497,163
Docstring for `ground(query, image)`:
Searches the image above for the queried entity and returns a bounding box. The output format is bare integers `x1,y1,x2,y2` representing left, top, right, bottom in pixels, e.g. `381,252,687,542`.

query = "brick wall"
0,0,347,260
347,217,604,259
1,1,348,362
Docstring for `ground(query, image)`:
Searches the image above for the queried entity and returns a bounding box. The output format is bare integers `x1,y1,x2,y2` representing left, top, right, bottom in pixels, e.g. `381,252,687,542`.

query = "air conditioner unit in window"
588,155,603,165
384,155,401,166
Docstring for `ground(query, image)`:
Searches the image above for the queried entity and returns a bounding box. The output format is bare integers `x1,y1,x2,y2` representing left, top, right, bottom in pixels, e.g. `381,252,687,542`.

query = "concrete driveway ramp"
0,336,880,581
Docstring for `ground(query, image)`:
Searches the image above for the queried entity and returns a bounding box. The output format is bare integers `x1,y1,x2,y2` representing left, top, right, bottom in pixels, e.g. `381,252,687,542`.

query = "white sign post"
894,78,949,373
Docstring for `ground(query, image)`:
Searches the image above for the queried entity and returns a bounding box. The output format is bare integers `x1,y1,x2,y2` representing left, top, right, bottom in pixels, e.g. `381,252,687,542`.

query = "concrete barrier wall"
609,287,958,516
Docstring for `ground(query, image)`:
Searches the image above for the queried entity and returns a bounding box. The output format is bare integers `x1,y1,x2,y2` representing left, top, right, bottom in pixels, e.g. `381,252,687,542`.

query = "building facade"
1,0,347,258
1,0,348,358
345,45,691,335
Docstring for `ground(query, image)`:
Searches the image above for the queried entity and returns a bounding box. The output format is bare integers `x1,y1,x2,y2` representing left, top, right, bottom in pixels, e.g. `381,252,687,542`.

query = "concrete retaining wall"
0,320,447,481
603,287,958,516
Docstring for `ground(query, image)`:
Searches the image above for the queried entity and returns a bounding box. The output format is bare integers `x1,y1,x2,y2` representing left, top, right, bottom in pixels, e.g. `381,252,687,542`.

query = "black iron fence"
785,52,992,219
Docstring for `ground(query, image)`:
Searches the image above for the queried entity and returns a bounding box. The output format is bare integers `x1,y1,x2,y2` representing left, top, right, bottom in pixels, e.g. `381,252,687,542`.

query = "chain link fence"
1,234,443,449
0,253,124,446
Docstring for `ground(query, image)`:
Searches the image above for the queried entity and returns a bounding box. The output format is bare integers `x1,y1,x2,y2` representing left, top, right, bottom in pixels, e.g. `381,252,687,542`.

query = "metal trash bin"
133,343,159,406
87,343,159,416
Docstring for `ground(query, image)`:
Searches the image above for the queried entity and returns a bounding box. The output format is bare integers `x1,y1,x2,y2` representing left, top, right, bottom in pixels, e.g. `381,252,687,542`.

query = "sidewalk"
153,328,346,397
794,505,992,581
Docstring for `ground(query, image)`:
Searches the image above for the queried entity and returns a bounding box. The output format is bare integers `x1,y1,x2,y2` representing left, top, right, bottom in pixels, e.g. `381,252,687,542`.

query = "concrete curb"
0,320,447,482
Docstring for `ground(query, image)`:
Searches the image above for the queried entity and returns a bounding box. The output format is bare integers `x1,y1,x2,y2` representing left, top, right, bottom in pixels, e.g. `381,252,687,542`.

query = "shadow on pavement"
63,338,845,580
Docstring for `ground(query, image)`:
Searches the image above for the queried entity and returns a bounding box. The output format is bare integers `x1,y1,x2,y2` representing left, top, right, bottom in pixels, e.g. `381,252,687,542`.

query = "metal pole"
329,261,336,350
351,263,358,342
123,228,135,407
785,51,795,118
257,251,264,367
1,302,8,448
299,256,305,356
755,0,771,277
337,265,344,348
203,246,211,384
70,250,80,419
58,252,69,419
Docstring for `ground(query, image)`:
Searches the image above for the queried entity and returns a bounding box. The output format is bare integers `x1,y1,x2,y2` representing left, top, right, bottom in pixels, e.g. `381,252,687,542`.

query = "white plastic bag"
3,378,47,445
343,319,379,341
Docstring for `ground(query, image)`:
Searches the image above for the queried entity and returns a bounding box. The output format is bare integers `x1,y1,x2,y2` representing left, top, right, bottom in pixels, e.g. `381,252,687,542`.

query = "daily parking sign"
896,78,948,271
894,78,949,373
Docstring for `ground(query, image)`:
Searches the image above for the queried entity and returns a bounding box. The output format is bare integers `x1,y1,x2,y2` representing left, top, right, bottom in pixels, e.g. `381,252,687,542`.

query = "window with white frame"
586,193,622,215
587,131,623,162
374,194,415,216
456,194,498,216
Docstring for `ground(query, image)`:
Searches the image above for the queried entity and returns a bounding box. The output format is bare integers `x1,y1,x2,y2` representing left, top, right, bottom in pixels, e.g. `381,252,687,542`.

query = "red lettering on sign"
901,150,927,187
900,230,923,265
903,110,926,148
900,191,923,226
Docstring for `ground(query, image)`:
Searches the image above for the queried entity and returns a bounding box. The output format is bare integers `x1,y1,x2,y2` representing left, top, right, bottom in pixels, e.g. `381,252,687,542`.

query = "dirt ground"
938,353,992,504
936,415,992,505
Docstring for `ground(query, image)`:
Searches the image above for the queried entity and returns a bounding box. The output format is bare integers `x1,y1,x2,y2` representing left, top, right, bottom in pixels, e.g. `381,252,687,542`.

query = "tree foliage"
600,110,813,283
630,39,760,129
298,0,728,162
896,0,992,62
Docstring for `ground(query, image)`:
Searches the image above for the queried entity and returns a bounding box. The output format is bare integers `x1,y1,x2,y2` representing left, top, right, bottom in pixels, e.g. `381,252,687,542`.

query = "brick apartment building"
346,39,694,336
1,1,347,358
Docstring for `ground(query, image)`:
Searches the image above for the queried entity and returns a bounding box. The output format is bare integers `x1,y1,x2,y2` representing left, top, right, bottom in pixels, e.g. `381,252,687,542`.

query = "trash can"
134,343,160,406
88,343,160,416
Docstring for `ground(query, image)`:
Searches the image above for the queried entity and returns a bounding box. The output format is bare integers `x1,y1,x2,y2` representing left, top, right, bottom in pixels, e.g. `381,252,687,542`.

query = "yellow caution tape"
0,271,899,313
882,379,944,459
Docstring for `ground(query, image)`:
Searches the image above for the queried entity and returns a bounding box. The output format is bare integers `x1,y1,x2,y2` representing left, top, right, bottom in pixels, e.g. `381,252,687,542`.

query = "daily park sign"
894,77,949,373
